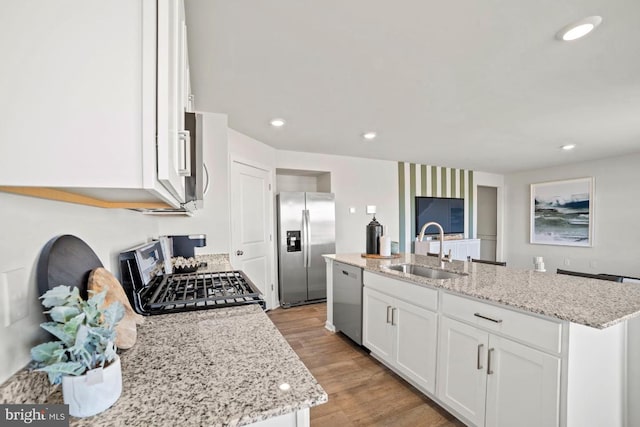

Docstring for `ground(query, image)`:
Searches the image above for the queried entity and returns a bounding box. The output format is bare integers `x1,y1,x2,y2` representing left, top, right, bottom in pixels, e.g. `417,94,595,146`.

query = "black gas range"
119,241,265,315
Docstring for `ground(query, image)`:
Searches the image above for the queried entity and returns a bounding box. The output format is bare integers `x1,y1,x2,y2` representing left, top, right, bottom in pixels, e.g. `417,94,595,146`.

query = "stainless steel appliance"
165,234,207,258
119,241,264,315
135,112,206,214
333,261,363,345
277,192,335,306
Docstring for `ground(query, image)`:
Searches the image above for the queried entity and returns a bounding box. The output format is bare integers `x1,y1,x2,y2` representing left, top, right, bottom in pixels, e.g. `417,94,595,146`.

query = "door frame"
229,154,276,309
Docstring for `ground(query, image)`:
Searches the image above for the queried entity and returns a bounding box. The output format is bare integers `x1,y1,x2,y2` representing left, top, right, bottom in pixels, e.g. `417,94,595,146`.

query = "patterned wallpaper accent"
398,162,475,252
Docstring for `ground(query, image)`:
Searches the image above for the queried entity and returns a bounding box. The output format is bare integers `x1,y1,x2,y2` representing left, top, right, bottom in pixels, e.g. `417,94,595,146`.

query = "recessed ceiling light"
556,16,602,41
362,132,377,140
270,118,286,127
561,144,576,151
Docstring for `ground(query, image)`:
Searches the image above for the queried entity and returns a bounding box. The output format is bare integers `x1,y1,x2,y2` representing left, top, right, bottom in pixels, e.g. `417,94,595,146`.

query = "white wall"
228,129,278,169
0,193,159,384
504,153,640,277
276,174,320,193
157,113,231,254
276,150,399,253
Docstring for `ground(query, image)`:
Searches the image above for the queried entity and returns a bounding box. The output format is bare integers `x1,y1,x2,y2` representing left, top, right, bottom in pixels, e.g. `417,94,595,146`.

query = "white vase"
62,356,122,418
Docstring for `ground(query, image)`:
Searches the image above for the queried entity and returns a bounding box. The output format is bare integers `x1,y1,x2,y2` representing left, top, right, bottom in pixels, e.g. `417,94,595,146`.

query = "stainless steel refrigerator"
277,192,335,306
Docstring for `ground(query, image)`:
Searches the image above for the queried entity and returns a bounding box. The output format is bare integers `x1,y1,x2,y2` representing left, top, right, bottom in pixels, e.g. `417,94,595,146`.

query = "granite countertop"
2,304,327,426
195,253,234,273
326,253,640,329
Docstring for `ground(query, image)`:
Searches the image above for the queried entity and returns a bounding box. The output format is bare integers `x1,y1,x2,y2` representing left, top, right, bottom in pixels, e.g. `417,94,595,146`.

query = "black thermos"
366,216,383,254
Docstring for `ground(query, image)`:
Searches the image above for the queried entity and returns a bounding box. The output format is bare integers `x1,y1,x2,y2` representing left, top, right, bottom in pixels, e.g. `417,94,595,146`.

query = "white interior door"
230,160,273,308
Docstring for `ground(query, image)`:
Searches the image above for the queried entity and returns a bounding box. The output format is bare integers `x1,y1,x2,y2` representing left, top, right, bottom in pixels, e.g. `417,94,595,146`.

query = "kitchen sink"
387,264,463,280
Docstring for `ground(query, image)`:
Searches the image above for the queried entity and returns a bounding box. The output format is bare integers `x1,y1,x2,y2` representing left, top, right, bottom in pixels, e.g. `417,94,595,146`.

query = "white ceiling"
185,0,640,174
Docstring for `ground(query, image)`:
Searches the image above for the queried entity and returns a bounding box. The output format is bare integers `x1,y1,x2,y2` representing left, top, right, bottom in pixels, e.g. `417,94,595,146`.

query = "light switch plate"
564,258,571,266
2,268,28,327
366,205,376,214
349,207,356,214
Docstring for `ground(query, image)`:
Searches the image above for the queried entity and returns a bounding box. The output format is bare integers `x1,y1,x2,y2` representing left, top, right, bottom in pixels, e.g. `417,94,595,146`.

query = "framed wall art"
530,177,594,247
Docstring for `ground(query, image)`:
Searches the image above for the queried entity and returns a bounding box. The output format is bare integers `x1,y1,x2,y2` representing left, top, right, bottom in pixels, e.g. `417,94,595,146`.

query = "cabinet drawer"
441,292,562,353
363,271,438,311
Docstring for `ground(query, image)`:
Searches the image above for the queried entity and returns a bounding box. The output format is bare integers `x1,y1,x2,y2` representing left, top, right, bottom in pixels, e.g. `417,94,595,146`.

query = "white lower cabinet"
363,287,395,363
363,287,438,394
437,317,488,425
395,298,438,394
484,335,560,427
353,270,629,427
437,316,561,427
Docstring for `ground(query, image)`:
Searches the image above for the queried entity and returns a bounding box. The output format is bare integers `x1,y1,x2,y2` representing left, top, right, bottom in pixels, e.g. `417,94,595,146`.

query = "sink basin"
387,264,462,280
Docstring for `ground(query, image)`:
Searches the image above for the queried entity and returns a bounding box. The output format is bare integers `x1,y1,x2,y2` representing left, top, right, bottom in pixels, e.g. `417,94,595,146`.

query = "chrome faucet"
418,221,453,268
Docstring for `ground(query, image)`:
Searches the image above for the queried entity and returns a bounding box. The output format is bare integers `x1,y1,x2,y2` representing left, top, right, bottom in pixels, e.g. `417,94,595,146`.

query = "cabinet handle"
487,348,495,375
391,308,397,326
236,250,244,256
203,163,210,195
342,270,349,276
178,130,191,177
386,306,392,324
477,344,484,370
474,313,503,323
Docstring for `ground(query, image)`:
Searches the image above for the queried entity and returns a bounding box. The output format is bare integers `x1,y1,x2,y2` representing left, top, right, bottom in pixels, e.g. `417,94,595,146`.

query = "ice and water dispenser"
286,231,302,252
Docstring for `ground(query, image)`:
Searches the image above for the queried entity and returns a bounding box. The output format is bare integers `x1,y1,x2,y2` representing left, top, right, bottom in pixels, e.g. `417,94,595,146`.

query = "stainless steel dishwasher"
333,261,363,345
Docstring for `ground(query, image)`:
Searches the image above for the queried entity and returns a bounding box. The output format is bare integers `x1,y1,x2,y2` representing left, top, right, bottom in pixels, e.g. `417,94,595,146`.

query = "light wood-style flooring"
267,303,464,427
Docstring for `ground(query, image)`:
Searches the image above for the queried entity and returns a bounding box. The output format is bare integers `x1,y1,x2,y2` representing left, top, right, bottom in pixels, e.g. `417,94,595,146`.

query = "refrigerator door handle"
302,209,309,268
304,209,311,267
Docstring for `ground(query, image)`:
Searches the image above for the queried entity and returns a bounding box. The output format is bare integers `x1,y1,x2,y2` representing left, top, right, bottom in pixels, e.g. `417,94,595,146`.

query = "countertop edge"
324,253,640,329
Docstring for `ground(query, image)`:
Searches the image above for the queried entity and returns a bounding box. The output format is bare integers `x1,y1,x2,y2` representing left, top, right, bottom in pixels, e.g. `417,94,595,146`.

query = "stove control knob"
236,250,244,256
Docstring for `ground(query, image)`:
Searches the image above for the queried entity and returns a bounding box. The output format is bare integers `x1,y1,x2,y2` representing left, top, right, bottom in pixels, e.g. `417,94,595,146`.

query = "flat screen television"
415,197,464,235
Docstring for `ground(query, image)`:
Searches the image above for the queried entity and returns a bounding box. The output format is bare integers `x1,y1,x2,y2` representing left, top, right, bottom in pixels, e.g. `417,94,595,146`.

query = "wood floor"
267,303,464,427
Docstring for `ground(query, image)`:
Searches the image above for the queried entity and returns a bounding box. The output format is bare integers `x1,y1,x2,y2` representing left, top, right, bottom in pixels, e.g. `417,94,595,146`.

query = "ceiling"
184,0,640,174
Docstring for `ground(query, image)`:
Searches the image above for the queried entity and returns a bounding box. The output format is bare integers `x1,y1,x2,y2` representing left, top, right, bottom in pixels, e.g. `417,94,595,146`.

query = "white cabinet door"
0,0,150,188
485,336,560,427
363,287,394,363
0,0,191,208
157,0,188,202
437,317,489,426
394,298,438,394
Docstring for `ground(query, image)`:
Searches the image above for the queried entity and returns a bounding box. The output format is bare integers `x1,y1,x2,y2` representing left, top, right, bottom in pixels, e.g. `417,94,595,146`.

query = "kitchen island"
325,253,640,427
1,303,327,426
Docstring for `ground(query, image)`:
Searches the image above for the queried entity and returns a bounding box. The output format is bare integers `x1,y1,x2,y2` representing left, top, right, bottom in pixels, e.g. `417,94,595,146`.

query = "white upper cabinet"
157,0,189,203
0,0,192,208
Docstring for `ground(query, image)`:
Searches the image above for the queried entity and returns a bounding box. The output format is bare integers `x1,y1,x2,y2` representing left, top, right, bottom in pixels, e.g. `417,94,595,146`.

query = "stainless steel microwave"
135,112,206,215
